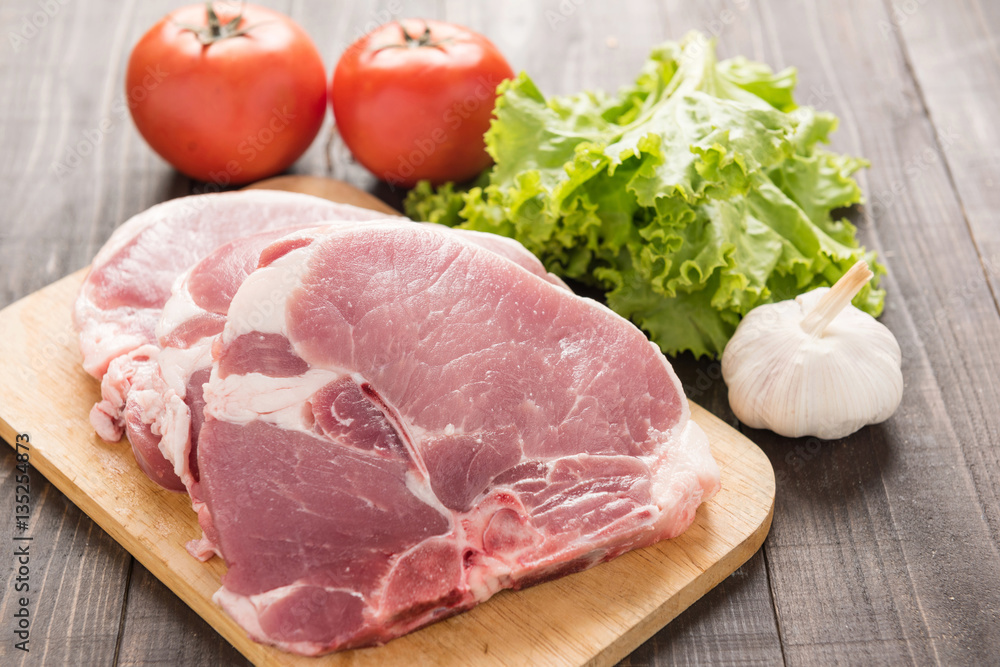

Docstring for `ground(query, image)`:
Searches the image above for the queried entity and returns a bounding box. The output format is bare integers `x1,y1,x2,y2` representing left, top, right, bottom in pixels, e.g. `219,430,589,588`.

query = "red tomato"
126,3,327,185
332,19,515,188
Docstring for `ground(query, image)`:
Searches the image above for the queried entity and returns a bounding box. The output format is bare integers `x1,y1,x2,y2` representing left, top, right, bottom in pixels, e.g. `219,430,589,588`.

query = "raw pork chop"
75,190,384,379
198,223,720,655
144,222,566,523
136,226,322,496
77,192,387,488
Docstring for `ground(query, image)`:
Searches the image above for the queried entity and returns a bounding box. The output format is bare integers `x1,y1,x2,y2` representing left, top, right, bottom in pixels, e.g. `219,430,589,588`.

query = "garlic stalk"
721,260,903,440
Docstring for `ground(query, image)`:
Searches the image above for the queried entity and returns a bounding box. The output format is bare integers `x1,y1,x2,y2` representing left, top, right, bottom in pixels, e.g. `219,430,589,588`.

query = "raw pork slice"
198,223,720,655
138,226,326,496
75,191,385,379
144,222,566,529
77,192,388,487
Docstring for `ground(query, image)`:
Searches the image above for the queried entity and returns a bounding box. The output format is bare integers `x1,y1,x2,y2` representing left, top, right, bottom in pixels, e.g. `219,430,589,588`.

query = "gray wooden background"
2,0,999,665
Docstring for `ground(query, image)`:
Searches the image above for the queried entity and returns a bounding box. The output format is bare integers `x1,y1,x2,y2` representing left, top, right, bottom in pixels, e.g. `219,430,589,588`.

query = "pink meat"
151,226,327,502
75,191,385,379
198,223,720,655
76,192,388,488
143,221,568,505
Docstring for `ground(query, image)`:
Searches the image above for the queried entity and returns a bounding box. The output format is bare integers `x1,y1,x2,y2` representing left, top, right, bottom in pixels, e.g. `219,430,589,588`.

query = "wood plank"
619,552,782,667
887,0,1000,546
740,0,1000,663
117,562,250,667
886,0,1000,289
0,448,132,665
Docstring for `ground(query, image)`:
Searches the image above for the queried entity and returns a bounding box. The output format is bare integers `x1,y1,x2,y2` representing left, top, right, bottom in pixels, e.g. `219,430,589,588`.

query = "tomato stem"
400,21,434,47
374,20,453,54
176,2,268,46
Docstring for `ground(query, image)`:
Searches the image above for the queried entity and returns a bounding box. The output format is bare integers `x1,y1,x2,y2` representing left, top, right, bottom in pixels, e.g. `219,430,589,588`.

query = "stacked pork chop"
75,191,721,656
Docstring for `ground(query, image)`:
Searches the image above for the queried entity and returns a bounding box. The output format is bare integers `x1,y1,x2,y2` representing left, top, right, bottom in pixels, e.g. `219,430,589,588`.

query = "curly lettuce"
406,32,882,359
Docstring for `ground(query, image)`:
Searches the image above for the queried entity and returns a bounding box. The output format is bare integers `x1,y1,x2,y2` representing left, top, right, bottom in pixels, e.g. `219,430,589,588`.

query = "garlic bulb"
721,261,902,440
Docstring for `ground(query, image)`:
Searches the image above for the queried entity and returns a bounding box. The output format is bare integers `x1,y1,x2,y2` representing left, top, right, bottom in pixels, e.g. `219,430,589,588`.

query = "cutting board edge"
591,497,773,667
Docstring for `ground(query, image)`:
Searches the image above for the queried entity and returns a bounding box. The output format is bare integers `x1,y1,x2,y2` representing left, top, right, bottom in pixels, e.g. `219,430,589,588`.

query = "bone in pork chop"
197,223,720,655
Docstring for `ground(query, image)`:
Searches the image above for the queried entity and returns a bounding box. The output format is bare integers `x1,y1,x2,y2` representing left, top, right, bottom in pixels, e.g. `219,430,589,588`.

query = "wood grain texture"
0,266,773,666
619,552,782,667
887,0,1000,303
0,450,132,665
887,0,1000,549
2,0,1000,664
116,562,248,667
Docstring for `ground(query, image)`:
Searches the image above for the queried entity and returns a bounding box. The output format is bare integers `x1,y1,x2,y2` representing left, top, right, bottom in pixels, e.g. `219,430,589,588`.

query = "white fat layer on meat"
223,267,295,339
155,271,202,344
648,419,719,514
129,388,165,429
150,342,214,479
157,342,212,398
204,367,341,428
220,228,330,341
156,391,193,477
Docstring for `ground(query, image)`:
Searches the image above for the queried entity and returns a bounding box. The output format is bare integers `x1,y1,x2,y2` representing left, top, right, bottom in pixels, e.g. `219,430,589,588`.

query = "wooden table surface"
1,1,998,665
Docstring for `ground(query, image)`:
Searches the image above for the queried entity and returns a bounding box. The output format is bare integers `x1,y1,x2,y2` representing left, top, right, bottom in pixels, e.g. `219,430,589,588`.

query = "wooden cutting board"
0,176,775,667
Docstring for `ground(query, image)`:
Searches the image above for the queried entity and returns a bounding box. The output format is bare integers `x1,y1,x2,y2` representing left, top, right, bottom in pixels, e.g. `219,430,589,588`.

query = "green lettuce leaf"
405,31,883,359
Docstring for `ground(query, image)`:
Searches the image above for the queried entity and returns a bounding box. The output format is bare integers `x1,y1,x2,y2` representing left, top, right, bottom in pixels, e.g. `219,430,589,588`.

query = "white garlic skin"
721,288,903,440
